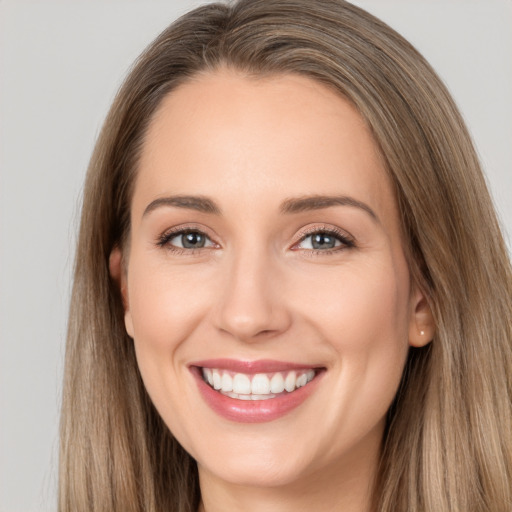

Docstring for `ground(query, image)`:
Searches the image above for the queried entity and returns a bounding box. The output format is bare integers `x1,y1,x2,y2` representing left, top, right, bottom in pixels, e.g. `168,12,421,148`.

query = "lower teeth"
221,390,278,400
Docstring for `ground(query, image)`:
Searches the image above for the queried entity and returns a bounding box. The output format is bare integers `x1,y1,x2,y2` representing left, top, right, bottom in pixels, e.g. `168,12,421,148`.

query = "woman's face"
114,70,431,490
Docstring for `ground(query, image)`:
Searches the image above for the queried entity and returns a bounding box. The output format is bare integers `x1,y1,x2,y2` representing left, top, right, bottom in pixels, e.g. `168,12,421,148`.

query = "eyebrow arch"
143,195,222,217
280,194,378,222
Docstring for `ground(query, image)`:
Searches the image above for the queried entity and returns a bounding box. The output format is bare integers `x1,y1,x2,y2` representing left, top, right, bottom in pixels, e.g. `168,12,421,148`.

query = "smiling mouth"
191,360,326,422
201,368,318,400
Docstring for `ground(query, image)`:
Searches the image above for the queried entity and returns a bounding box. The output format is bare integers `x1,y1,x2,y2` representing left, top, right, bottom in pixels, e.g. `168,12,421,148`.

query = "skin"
110,69,434,512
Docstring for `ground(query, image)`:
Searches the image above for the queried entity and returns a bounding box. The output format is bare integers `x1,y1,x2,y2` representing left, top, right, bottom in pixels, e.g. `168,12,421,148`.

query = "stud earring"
420,330,425,336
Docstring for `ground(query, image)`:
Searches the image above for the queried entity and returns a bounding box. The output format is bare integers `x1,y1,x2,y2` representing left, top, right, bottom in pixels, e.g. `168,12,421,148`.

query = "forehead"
134,69,397,229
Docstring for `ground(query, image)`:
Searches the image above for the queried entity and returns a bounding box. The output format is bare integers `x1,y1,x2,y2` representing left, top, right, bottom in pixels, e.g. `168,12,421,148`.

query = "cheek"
340,273,408,354
303,258,411,351
125,255,217,416
127,257,215,350
124,256,222,446
342,266,410,380
301,259,411,425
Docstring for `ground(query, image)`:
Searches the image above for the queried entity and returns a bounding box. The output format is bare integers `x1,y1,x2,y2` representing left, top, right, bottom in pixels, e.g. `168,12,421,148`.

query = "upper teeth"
202,368,316,398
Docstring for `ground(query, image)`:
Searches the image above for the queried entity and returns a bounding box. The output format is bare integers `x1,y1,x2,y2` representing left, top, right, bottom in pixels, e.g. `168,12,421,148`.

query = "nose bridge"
214,240,290,341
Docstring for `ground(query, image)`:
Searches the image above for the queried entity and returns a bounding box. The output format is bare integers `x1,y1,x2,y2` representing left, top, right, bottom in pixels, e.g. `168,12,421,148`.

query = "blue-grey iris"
312,233,336,249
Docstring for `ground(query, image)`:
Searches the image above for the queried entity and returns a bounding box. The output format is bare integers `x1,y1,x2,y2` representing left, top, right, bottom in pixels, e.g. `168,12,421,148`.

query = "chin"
191,429,324,489
200,452,309,488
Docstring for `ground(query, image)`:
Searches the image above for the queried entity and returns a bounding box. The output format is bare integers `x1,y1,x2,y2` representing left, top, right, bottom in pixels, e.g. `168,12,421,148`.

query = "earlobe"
408,288,435,347
109,246,134,338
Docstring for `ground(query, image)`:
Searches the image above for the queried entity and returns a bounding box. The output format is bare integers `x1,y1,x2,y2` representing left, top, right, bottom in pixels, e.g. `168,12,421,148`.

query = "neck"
197,431,380,512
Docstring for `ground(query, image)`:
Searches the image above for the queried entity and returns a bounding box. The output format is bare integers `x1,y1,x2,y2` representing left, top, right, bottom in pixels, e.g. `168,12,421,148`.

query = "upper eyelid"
294,225,354,243
296,225,351,238
160,224,215,239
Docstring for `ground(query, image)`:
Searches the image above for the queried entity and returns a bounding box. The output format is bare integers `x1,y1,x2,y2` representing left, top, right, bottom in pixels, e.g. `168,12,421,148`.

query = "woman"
59,0,512,511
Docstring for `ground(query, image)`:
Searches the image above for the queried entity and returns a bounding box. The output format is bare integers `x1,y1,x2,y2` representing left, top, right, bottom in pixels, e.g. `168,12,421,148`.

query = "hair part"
60,1,512,511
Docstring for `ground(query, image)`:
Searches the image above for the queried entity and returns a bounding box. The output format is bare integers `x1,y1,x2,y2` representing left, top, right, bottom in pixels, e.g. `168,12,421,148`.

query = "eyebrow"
143,195,222,217
279,195,378,221
142,194,378,222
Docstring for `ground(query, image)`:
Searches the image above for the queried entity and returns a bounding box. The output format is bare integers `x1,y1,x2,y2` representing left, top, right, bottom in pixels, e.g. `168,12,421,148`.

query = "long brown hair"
59,1,512,510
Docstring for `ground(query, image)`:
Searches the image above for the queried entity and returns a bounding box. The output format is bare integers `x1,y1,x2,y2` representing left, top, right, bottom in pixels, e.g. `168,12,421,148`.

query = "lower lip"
191,367,324,423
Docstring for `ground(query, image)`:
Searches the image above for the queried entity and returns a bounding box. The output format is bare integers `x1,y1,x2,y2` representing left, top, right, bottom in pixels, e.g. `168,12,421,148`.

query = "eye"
295,228,354,252
157,229,216,251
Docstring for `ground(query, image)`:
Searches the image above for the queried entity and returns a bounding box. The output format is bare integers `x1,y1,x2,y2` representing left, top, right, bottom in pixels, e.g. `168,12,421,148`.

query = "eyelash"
156,226,215,256
294,226,355,255
155,225,356,256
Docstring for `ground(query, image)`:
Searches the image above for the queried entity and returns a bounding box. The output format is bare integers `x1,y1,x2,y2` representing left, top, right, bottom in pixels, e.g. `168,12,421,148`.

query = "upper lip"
190,358,324,373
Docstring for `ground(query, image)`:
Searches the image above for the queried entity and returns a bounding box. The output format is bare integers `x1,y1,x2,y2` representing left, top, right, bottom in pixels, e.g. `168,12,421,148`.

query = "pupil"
312,233,335,249
182,232,205,248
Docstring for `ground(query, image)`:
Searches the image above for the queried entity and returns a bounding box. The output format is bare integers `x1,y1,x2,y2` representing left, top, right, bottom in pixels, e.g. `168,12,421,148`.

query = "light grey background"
1,1,510,511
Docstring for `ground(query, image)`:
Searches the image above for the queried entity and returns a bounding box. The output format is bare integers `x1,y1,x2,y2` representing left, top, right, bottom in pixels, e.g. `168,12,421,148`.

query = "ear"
408,286,435,347
109,246,134,338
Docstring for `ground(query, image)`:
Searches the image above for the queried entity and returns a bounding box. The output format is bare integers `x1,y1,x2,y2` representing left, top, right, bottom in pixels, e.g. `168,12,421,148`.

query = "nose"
213,247,292,342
